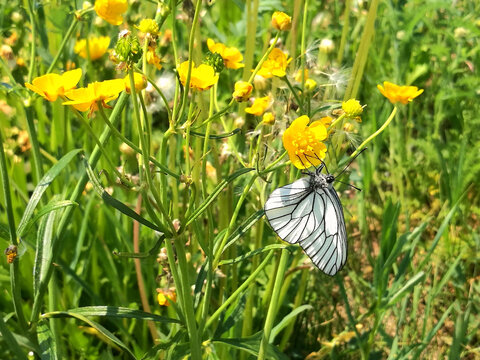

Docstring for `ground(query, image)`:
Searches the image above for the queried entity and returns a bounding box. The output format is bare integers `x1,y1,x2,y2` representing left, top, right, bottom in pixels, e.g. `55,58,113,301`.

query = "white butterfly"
264,163,349,276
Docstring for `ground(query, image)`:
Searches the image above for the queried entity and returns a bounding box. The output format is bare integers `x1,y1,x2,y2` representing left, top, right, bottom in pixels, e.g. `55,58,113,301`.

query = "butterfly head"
311,172,335,189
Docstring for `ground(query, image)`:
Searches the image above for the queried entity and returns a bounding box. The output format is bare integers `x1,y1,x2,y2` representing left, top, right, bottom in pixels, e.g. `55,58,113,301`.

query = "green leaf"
219,244,289,266
47,306,181,324
0,315,27,360
385,272,426,308
41,311,136,359
0,223,10,241
16,149,82,237
220,209,265,254
37,320,58,360
212,331,288,359
141,331,186,360
190,128,241,139
84,159,170,235
185,167,254,227
18,200,77,238
270,304,313,341
113,235,165,259
33,211,57,298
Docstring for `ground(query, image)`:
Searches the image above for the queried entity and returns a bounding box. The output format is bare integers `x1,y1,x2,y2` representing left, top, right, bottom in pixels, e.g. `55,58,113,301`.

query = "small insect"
264,150,364,276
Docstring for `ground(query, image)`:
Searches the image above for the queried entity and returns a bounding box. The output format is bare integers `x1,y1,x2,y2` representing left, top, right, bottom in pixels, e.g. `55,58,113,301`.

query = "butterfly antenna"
305,152,328,173
334,179,362,191
335,148,367,179
296,155,314,175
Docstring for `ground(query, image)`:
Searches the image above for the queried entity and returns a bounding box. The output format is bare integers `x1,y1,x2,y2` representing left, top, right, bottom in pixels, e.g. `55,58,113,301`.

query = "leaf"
385,272,426,308
16,149,82,237
0,223,10,241
212,331,288,360
48,306,182,324
220,209,265,255
41,311,136,359
185,167,254,227
190,128,241,139
18,200,77,238
140,331,186,360
84,159,169,235
37,320,58,360
33,211,57,298
270,304,313,341
113,235,165,259
0,315,27,360
219,244,289,266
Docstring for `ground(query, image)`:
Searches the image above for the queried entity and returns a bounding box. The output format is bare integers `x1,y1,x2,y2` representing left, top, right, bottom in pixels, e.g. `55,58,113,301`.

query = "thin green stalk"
129,69,175,235
25,0,36,82
97,105,180,179
337,0,352,64
213,174,257,268
0,130,28,332
205,250,275,330
300,0,309,94
283,77,303,111
178,0,202,124
46,18,78,73
183,93,196,176
174,236,202,360
24,105,44,184
350,106,398,158
247,33,280,84
328,113,346,130
258,250,289,360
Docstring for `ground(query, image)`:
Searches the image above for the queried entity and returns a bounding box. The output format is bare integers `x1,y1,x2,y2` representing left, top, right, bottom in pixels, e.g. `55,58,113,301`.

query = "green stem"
129,69,175,235
174,236,202,360
328,113,346,130
46,18,78,73
282,77,303,111
205,250,275,330
25,105,44,184
247,33,280,84
300,0,309,94
97,105,179,179
258,249,289,360
25,0,36,82
337,0,352,64
0,130,28,332
213,174,257,268
350,106,398,158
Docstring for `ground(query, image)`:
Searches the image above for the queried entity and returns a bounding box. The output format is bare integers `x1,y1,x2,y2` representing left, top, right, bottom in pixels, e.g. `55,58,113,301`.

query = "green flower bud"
114,31,143,65
204,51,224,73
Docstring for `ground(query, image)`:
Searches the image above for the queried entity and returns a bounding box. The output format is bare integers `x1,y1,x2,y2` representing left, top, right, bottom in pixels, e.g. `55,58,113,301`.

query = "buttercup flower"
146,47,162,70
94,0,128,26
136,19,159,36
272,11,292,31
283,115,328,169
74,36,110,60
245,95,271,116
232,81,253,102
342,99,364,119
157,289,176,306
63,79,125,115
124,73,147,93
177,61,218,91
25,69,83,102
257,48,291,78
377,81,424,105
207,39,244,69
262,112,275,125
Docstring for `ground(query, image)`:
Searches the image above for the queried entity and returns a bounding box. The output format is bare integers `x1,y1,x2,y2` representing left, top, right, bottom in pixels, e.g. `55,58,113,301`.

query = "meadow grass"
0,0,479,359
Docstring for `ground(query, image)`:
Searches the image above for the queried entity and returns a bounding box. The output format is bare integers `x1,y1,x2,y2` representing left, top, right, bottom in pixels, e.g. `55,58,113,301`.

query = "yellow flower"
74,36,110,60
283,115,328,169
245,95,271,116
25,68,83,102
63,79,125,115
124,73,147,93
177,61,219,91
342,99,364,118
377,81,424,105
262,112,275,125
232,81,253,102
319,116,333,127
207,39,244,70
136,19,159,35
94,0,128,26
271,11,292,31
304,78,317,92
294,69,309,83
157,289,176,306
146,47,162,70
257,48,291,78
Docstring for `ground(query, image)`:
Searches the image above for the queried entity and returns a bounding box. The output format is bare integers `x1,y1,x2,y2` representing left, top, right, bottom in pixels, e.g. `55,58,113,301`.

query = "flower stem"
247,33,280,84
258,249,289,360
46,18,78,74
350,106,398,158
300,0,309,93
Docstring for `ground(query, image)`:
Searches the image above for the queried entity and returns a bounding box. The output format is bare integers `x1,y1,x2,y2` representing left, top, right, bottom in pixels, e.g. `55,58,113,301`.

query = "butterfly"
264,151,364,276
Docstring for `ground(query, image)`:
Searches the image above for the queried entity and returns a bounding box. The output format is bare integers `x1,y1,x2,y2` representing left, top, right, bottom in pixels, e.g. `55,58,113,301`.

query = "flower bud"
319,38,334,54
262,112,275,125
114,32,143,65
272,11,292,31
232,81,253,102
341,99,364,118
136,19,159,36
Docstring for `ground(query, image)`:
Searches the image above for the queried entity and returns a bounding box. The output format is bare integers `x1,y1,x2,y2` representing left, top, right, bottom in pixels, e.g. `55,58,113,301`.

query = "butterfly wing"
264,178,347,276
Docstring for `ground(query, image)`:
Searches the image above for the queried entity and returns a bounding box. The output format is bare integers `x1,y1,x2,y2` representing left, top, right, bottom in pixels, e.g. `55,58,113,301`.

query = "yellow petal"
60,68,83,92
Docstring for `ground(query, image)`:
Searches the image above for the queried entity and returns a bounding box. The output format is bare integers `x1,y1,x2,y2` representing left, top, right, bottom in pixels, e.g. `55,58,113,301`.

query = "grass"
0,0,479,359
